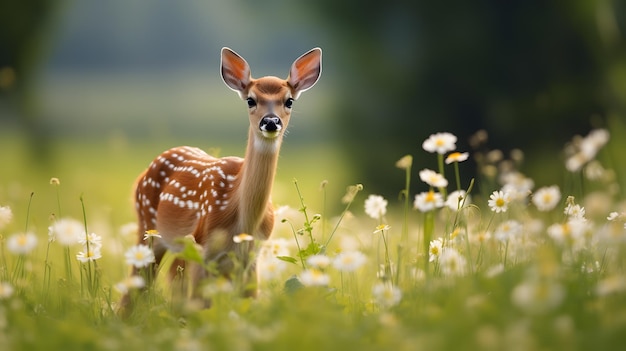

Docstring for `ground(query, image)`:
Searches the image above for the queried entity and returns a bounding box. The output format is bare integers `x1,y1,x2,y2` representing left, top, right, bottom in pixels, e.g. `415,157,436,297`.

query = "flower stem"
423,211,435,276
454,162,462,191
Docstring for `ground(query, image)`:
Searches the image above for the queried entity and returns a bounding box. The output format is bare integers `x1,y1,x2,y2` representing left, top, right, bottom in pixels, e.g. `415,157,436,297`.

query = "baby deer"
123,47,322,309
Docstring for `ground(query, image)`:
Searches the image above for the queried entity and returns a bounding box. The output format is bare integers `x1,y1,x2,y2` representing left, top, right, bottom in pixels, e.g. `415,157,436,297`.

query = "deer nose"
260,115,282,133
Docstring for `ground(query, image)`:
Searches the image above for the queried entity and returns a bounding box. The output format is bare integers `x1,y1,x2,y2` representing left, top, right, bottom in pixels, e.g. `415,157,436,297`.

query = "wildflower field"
2,124,626,351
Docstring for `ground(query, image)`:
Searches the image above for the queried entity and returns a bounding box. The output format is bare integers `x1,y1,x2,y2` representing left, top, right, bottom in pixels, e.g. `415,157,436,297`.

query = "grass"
2,126,626,351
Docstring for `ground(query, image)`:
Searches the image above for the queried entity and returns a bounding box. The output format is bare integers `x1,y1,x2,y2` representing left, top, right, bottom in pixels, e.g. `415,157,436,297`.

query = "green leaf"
300,241,323,258
175,237,204,264
284,275,303,294
276,256,298,265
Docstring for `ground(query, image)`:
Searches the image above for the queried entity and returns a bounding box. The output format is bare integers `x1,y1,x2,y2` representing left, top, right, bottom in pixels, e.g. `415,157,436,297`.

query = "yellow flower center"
426,190,436,203
17,235,27,246
495,198,505,207
450,228,461,239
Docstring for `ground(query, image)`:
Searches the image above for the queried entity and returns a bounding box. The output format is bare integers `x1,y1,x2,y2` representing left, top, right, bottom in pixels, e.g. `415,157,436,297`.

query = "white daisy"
124,244,155,268
488,190,510,213
307,254,332,269
445,152,469,164
364,195,388,220
422,132,457,154
419,169,448,188
143,229,162,241
428,238,444,262
372,283,402,308
445,190,471,211
532,185,561,211
332,251,367,272
494,220,522,242
7,232,38,255
78,232,103,250
438,247,467,277
114,275,146,294
564,203,586,220
414,190,444,212
76,247,102,263
48,218,84,246
258,257,288,280
233,233,254,243
299,269,330,287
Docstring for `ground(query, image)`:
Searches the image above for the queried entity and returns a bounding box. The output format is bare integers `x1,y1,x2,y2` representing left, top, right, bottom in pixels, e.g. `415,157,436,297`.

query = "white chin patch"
261,130,280,139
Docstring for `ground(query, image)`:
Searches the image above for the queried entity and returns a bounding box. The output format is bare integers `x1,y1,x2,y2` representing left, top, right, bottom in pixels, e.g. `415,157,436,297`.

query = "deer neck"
234,127,282,235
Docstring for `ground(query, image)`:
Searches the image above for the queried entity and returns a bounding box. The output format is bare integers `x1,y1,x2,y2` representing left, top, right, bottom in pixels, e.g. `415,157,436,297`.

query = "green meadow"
2,122,626,351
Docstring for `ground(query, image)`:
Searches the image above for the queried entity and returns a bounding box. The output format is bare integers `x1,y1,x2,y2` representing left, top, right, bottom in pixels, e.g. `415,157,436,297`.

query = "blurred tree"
311,0,626,197
0,0,59,162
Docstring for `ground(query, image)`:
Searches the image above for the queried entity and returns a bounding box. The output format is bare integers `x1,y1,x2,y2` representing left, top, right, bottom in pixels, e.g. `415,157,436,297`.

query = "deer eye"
246,97,257,108
285,98,294,109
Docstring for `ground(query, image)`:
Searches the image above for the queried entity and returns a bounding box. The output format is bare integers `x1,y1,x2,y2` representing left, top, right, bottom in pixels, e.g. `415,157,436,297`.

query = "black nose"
260,115,282,132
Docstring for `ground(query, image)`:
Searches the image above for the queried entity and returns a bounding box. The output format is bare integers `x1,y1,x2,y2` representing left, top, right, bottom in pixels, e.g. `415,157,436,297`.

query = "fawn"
122,47,322,309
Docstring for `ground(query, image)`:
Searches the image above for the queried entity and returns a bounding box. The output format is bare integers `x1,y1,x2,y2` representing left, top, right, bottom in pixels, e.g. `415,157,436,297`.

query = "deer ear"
221,47,251,96
288,48,322,99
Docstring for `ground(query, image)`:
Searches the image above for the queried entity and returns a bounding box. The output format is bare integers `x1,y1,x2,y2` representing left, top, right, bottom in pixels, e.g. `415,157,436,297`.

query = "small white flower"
78,232,103,250
413,190,444,212
114,275,145,294
7,232,38,255
233,233,254,243
262,238,292,257
564,203,586,220
124,244,155,268
547,222,571,244
76,246,102,263
395,155,413,170
607,212,620,221
373,224,391,234
494,220,522,242
547,219,589,251
0,205,13,231
565,129,610,172
48,218,84,246
500,172,534,201
422,132,457,154
143,229,162,241
438,248,467,277
488,190,510,213
532,186,561,212
580,129,609,159
419,169,448,188
565,153,587,172
307,255,332,269
0,281,14,299
299,269,330,286
445,152,469,164
372,283,402,308
364,195,388,220
332,251,367,272
445,190,471,211
258,257,288,280
428,238,444,262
